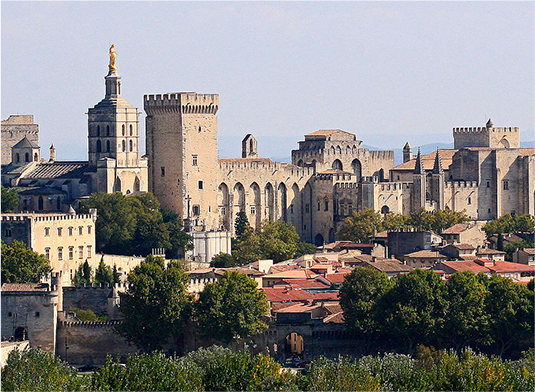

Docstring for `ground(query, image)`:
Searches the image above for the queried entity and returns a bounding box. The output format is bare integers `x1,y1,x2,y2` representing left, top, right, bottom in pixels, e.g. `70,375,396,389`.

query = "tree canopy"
78,192,193,258
232,220,300,265
1,240,52,283
116,255,193,352
194,270,269,344
483,213,535,236
1,185,19,213
337,208,470,242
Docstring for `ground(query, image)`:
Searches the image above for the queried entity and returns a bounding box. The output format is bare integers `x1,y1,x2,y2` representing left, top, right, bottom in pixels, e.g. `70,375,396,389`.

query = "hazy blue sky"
2,1,534,161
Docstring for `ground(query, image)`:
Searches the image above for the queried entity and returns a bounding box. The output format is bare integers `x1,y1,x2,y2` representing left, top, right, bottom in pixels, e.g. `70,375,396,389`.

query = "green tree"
339,268,392,352
429,208,470,234
79,192,192,257
233,221,300,265
94,259,115,285
210,253,238,268
485,275,534,356
294,241,317,258
1,185,19,213
336,209,383,243
195,271,269,344
73,260,92,286
116,255,193,352
382,212,410,231
377,269,446,353
442,271,490,350
1,347,83,392
1,240,52,283
234,210,250,241
112,264,121,284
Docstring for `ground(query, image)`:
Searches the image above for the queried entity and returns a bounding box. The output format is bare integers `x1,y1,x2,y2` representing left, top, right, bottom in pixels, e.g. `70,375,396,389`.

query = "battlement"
2,115,35,125
1,212,96,222
379,182,412,191
334,182,359,189
219,160,314,176
144,92,218,114
59,320,122,328
315,173,353,181
453,126,519,134
445,180,478,189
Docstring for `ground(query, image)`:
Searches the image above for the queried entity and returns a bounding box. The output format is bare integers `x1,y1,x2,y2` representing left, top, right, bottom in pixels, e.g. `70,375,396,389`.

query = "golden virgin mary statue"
109,45,118,72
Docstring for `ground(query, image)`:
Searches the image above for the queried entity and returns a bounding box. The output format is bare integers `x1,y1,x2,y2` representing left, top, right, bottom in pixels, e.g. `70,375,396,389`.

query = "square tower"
144,92,220,230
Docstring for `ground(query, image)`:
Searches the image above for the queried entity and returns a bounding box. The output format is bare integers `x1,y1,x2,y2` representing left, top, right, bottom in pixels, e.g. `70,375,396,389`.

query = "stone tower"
431,149,445,210
87,50,147,194
453,119,520,149
242,134,258,158
403,142,412,163
144,92,220,230
412,147,426,212
1,115,39,165
88,66,140,168
11,136,40,166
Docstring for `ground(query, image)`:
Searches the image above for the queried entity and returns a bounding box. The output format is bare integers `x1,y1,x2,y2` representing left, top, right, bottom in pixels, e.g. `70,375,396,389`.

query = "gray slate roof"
23,161,91,179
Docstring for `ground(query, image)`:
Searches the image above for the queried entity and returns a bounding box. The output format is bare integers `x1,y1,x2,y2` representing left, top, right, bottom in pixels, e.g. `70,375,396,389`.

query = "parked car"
77,364,99,372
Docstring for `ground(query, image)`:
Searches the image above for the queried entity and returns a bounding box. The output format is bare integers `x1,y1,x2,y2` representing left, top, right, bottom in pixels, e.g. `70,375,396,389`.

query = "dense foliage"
1,185,19,212
79,192,193,257
337,208,470,242
69,307,108,322
94,259,121,285
1,240,52,283
4,346,534,392
72,260,92,287
116,255,193,352
194,271,270,344
232,220,301,264
483,213,535,235
340,269,534,355
210,252,239,268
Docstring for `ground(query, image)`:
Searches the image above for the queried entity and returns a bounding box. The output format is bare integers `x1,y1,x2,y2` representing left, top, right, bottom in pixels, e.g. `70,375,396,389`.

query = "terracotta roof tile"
2,283,50,292
394,149,457,171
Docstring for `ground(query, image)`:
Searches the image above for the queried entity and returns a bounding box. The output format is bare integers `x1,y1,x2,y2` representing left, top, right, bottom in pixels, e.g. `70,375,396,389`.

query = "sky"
2,1,534,161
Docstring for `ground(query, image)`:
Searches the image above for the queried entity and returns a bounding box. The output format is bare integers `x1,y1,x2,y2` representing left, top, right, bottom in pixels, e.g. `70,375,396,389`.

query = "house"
513,248,535,266
436,259,535,282
440,243,476,259
440,222,486,247
403,250,448,269
476,248,506,261
355,258,412,278
387,229,442,258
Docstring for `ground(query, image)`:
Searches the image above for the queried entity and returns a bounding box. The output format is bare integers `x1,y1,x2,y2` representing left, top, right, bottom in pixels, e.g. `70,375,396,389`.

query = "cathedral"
3,49,534,261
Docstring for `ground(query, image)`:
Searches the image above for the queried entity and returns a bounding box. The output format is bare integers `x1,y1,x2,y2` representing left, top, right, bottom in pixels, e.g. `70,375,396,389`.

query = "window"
192,205,200,216
5,229,12,237
122,140,126,152
129,124,133,136
221,207,226,215
8,312,12,317
161,167,165,177
78,226,83,235
122,124,125,136
16,153,20,162
87,226,92,235
106,140,111,152
250,205,256,215
68,227,73,236
97,125,100,136
192,155,198,166
35,312,40,317
468,197,471,205
305,204,310,214
78,246,84,259
106,125,110,136
44,248,50,260
129,140,133,152
57,227,63,236
348,204,353,215
25,153,30,162
58,247,63,261
68,246,74,260
324,200,329,211
503,180,509,190
87,245,92,258
198,180,203,190
290,204,294,214
486,181,490,188
317,202,321,211
44,227,50,236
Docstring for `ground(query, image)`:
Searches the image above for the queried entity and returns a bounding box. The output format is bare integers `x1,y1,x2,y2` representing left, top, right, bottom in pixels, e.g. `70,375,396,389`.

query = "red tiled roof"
268,264,301,274
441,223,471,234
325,273,348,284
323,312,345,324
405,250,448,258
1,283,50,292
440,261,490,274
275,303,321,314
279,279,331,290
394,149,457,171
487,261,535,273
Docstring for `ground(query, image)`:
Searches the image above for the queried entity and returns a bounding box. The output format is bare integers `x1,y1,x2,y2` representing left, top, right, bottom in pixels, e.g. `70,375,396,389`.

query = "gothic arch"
114,177,122,192
130,124,133,136
381,205,390,215
129,140,133,152
250,182,261,229
234,182,246,212
133,176,141,193
314,233,324,246
278,183,288,222
329,228,335,243
336,145,342,154
96,140,102,153
332,159,343,171
500,138,510,148
352,159,362,181
122,124,125,136
291,183,300,229
330,146,336,155
265,183,275,221
218,183,231,230
106,140,111,152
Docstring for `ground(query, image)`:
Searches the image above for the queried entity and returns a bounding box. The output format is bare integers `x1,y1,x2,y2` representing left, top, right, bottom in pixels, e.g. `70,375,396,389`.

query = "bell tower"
87,45,140,169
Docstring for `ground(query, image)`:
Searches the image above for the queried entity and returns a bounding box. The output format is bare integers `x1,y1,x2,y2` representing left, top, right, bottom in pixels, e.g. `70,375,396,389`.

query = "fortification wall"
56,320,136,365
62,285,122,316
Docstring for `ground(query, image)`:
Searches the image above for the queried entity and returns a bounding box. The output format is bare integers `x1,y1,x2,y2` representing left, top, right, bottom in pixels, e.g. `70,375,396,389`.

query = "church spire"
414,147,424,175
432,149,443,174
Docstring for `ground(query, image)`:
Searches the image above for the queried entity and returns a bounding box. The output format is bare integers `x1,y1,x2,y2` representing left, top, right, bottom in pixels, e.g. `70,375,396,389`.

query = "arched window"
122,140,126,152
129,140,133,151
129,124,133,136
38,196,44,211
96,140,102,153
96,125,100,136
332,159,343,170
122,124,125,136
25,153,30,162
56,197,61,210
106,140,111,152
34,153,38,161
106,125,110,136
16,153,20,162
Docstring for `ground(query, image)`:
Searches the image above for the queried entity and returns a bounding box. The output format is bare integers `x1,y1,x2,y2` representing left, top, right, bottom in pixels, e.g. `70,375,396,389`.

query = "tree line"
337,208,471,243
3,345,534,391
340,268,534,356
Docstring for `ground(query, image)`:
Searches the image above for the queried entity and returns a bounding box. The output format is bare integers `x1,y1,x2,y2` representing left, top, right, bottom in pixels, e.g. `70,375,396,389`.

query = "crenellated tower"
412,147,426,212
144,92,220,230
453,118,520,149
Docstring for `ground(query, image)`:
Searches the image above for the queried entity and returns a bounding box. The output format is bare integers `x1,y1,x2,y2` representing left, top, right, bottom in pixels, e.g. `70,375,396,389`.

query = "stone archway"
14,327,27,341
352,159,362,181
314,233,324,246
265,183,275,221
278,183,287,222
285,332,304,356
218,183,231,230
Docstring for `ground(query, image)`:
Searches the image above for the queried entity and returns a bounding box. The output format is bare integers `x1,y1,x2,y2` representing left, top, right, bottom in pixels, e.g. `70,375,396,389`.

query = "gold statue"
109,44,118,72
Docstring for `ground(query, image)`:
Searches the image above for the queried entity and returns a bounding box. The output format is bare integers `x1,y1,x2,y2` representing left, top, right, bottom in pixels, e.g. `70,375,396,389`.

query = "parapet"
1,212,96,222
144,92,219,114
453,126,519,134
2,115,34,125
445,180,479,188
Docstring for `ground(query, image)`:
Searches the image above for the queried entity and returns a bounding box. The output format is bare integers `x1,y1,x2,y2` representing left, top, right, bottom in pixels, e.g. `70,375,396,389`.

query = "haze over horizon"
2,2,533,161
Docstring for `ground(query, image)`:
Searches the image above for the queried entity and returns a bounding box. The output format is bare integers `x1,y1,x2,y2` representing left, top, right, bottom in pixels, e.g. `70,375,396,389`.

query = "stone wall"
1,115,39,165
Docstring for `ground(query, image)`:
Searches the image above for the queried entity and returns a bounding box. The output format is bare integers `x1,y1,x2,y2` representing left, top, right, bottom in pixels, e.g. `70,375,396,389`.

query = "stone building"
1,53,148,212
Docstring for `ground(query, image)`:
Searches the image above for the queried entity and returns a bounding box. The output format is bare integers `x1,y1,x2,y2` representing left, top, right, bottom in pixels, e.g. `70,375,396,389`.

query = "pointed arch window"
106,125,110,136
129,124,133,136
129,140,133,152
38,196,44,210
122,124,125,136
96,125,100,136
16,153,20,162
122,140,126,152
106,140,111,152
25,153,30,162
96,140,102,153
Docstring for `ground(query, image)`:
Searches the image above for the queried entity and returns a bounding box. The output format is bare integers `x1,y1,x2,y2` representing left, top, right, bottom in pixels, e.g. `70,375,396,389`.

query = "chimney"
48,144,56,162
